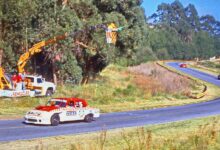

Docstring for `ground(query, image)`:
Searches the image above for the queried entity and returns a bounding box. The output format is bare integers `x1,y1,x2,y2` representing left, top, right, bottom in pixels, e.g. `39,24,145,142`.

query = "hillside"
1,63,220,119
0,0,220,83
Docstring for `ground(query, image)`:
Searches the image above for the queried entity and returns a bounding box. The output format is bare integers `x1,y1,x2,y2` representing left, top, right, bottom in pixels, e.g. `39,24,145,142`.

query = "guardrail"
156,61,207,99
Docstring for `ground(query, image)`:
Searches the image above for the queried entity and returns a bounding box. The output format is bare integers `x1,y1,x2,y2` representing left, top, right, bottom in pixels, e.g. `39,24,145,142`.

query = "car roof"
52,97,88,107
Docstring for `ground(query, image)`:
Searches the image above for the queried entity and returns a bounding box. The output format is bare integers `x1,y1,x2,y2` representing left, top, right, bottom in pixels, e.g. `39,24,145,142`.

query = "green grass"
1,116,220,150
1,63,220,119
189,61,220,76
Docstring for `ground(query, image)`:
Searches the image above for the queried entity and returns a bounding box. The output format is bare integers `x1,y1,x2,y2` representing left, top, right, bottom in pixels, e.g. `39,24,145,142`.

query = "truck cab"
24,75,56,96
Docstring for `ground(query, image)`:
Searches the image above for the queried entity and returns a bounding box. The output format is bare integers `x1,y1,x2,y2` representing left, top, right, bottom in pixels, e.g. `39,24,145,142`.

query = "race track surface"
167,62,220,86
1,62,220,142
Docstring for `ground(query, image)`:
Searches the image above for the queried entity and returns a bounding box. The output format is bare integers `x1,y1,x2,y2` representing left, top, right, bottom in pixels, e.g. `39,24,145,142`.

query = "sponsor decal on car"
66,111,77,116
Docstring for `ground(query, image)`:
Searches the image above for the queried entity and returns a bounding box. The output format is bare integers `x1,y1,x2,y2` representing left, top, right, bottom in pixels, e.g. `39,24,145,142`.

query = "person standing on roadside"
19,73,26,90
11,72,17,90
15,73,22,90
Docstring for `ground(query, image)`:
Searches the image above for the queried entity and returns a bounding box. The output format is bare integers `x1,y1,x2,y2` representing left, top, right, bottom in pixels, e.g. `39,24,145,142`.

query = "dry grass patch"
128,63,192,95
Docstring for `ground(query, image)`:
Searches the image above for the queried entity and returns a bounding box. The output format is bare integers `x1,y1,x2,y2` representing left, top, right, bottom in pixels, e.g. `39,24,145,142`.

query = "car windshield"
47,100,66,107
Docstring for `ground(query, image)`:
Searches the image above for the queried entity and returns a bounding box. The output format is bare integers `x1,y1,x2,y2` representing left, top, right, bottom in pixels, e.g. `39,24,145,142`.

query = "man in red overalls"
11,72,17,90
16,73,22,90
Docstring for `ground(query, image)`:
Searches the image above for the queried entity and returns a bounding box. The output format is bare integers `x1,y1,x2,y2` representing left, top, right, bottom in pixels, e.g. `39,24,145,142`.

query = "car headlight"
27,111,32,115
36,112,42,116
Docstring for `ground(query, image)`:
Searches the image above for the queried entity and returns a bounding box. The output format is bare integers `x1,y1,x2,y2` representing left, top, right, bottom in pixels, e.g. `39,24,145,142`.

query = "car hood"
35,105,59,112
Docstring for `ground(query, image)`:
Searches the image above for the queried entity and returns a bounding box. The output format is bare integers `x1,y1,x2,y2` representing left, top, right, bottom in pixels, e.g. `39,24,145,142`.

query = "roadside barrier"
156,61,207,99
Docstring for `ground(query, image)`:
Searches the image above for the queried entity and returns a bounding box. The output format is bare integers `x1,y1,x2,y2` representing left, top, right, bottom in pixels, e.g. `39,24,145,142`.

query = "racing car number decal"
66,111,76,116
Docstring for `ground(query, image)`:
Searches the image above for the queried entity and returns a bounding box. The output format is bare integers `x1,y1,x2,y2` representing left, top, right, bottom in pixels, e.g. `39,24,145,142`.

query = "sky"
142,0,220,21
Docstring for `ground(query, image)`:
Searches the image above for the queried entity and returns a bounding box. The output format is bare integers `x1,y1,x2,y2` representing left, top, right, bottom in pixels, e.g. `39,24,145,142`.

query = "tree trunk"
81,75,89,85
0,1,5,66
52,62,57,85
0,49,3,66
0,19,4,66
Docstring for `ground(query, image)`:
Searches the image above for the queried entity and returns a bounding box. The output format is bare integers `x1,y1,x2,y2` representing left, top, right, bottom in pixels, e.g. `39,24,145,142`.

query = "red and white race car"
24,98,100,126
179,63,187,68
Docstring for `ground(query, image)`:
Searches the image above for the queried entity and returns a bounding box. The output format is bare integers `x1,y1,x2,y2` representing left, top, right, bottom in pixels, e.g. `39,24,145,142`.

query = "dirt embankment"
128,63,192,96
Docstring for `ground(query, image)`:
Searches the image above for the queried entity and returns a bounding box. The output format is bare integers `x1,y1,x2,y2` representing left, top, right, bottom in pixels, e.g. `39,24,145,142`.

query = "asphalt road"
167,62,220,86
1,62,220,142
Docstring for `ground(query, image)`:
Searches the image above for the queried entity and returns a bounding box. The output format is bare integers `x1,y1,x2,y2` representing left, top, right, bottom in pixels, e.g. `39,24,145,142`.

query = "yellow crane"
0,68,11,89
17,34,68,74
0,34,68,90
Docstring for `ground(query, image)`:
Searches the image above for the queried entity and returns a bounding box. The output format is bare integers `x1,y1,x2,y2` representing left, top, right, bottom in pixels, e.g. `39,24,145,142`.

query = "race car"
218,75,220,80
24,97,100,126
179,63,187,68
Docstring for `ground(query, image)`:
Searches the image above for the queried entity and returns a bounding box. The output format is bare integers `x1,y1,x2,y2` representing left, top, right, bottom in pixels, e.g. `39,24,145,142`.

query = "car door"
36,78,43,89
29,78,44,94
61,101,79,121
64,107,78,121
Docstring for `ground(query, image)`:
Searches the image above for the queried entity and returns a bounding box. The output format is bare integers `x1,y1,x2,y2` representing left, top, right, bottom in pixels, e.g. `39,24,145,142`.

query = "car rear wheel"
51,114,60,126
84,114,93,123
46,89,53,97
218,75,220,80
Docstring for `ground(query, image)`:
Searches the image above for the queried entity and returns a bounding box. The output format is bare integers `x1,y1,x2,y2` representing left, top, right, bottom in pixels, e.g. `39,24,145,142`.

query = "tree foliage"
149,0,220,60
0,0,220,84
0,0,151,83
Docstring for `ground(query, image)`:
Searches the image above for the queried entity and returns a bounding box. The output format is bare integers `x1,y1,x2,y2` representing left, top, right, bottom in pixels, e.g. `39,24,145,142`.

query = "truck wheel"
51,114,60,126
84,114,93,123
46,89,53,97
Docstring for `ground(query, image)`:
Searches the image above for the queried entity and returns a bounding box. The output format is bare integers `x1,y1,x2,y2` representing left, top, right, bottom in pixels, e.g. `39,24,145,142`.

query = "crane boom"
17,34,68,73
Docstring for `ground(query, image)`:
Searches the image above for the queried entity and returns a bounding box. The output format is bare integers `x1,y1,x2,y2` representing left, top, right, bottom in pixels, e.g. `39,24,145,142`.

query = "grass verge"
1,116,220,150
189,60,220,76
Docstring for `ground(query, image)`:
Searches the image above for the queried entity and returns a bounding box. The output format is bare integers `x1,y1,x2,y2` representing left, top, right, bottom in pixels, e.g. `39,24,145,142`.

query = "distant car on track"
179,63,187,68
24,98,100,126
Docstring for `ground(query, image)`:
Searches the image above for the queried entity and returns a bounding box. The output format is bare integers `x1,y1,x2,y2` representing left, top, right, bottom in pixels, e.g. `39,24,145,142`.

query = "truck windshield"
47,100,66,107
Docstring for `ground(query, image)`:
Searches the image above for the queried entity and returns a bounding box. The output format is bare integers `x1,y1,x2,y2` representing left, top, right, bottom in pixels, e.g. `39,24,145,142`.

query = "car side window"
37,78,43,83
60,102,66,107
69,101,74,107
76,102,83,107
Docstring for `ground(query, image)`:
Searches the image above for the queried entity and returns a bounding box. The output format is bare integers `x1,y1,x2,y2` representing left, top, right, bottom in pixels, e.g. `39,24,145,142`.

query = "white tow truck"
24,97,100,126
0,74,56,97
24,75,56,97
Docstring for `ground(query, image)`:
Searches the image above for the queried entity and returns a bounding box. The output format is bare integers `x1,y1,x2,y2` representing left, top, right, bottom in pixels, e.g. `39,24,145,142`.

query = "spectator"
11,72,17,90
19,73,26,90
15,73,22,90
